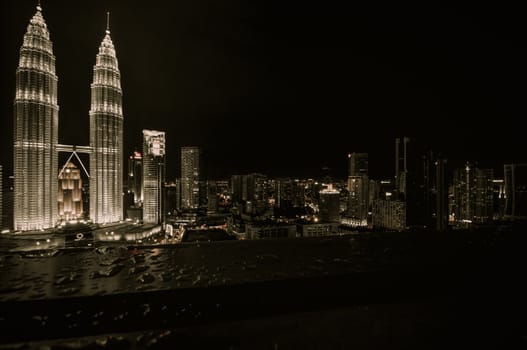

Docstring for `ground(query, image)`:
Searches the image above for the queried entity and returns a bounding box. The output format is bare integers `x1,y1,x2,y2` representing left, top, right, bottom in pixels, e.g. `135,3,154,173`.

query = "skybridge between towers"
56,144,91,178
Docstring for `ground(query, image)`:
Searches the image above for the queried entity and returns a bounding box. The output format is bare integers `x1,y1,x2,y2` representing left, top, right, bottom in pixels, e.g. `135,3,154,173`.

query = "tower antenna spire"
106,12,110,34
37,0,42,11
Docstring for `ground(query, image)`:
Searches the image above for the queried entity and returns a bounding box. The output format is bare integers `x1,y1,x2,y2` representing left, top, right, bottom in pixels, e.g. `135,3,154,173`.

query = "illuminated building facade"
58,162,83,221
372,199,406,231
89,17,123,224
181,147,200,210
128,151,143,205
142,130,165,224
14,4,58,231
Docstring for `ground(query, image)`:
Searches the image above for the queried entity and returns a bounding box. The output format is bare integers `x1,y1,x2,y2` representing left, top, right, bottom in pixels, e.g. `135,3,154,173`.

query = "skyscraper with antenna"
13,2,58,231
89,13,124,224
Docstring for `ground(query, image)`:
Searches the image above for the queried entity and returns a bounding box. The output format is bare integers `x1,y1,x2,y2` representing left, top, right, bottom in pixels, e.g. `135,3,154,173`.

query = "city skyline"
1,1,526,181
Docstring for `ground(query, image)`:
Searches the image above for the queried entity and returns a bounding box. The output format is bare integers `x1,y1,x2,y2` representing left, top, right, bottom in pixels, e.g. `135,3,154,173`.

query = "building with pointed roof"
89,13,124,224
13,3,59,230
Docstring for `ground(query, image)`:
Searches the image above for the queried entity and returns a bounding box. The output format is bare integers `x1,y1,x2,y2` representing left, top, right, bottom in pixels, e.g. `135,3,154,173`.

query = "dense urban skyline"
1,1,525,180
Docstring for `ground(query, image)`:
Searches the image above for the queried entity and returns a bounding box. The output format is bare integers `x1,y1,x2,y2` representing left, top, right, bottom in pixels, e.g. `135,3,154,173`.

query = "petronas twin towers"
14,4,123,231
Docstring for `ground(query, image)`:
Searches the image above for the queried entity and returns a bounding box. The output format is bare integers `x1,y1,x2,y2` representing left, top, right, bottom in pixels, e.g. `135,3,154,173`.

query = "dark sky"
1,0,525,180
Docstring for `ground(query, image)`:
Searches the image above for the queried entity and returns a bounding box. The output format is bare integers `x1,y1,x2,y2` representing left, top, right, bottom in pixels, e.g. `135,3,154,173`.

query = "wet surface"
0,234,422,302
1,230,527,347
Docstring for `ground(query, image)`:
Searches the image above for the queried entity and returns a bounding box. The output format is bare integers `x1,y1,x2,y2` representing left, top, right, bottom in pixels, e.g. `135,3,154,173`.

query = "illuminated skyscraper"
58,162,83,221
142,130,165,224
14,4,58,231
89,14,123,224
181,147,200,210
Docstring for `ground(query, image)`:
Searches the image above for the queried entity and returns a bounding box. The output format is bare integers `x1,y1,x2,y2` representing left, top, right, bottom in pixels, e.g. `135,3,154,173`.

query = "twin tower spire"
13,2,123,230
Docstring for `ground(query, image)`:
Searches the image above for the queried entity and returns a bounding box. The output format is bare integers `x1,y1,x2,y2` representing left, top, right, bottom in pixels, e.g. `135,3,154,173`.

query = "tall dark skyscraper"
348,153,368,177
128,151,143,205
435,158,448,231
319,185,340,223
181,147,200,210
142,130,165,224
504,164,527,220
13,4,58,231
347,153,369,226
89,15,123,224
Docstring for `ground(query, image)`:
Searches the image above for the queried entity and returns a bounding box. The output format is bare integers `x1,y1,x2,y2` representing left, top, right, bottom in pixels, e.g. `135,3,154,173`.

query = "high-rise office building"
348,153,368,177
347,176,368,226
504,164,527,220
276,178,293,209
14,4,58,231
231,175,243,205
181,147,200,210
473,168,494,223
435,158,448,231
58,162,83,221
453,163,494,225
453,163,473,223
128,151,143,205
89,16,123,224
319,185,340,223
394,137,432,228
372,199,406,231
142,130,165,224
165,180,180,216
347,153,369,226
206,181,218,213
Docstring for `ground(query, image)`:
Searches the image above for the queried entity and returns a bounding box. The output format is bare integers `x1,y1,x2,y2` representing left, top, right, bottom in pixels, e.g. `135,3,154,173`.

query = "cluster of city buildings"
1,5,526,237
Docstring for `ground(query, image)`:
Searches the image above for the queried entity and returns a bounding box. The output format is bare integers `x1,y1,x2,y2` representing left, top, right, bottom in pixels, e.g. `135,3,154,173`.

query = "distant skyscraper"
347,153,369,226
276,178,293,209
165,180,180,216
372,199,406,231
58,162,83,221
348,153,368,177
504,164,527,220
231,175,243,205
128,151,143,205
347,176,368,226
89,16,123,224
473,168,494,223
435,158,448,231
181,147,200,210
319,185,340,223
453,163,473,224
14,4,58,231
142,130,166,224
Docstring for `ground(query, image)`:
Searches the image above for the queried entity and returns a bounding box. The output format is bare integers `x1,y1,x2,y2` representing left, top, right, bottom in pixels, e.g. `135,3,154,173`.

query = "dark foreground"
1,228,527,349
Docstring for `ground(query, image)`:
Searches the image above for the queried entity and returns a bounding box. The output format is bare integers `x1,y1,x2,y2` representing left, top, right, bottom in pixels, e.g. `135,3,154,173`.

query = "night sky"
1,1,525,180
